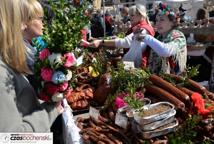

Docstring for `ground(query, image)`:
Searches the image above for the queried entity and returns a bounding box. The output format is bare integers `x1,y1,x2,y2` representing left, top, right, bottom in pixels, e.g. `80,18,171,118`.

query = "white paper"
62,99,82,144
115,112,128,129
89,106,100,121
123,61,135,70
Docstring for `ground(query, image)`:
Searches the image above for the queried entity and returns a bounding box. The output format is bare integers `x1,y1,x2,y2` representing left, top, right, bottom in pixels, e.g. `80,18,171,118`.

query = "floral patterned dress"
148,29,187,74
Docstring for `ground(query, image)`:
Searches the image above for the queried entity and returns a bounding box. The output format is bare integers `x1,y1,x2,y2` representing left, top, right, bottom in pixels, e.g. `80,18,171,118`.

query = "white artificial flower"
92,57,97,63
48,53,62,68
66,70,72,81
52,92,64,102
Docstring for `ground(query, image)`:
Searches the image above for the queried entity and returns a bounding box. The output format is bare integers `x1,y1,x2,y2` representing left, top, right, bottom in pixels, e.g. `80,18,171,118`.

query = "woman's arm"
144,34,186,57
89,33,133,49
0,66,59,132
114,33,133,48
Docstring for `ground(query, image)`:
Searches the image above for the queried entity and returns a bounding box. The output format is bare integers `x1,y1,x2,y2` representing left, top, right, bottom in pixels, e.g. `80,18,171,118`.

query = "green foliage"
124,96,144,110
168,115,201,144
185,65,200,79
104,63,150,107
90,53,109,75
104,94,117,107
111,63,150,94
160,72,177,84
117,32,125,38
202,139,214,144
160,65,200,87
43,0,89,53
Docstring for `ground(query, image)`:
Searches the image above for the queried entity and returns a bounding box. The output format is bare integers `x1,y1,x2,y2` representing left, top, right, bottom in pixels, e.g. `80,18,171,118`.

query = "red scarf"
126,20,155,36
126,20,155,68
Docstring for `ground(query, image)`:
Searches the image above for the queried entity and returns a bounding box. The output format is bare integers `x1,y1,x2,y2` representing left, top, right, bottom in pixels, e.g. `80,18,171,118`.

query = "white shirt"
114,31,147,68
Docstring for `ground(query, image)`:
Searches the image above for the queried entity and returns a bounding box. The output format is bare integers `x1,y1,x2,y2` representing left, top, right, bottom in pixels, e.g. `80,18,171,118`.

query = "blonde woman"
21,0,44,71
89,4,155,68
0,0,63,132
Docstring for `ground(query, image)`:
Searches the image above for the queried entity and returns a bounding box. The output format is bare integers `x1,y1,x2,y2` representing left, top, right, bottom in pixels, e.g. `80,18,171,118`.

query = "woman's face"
155,15,173,35
130,13,141,26
24,16,44,40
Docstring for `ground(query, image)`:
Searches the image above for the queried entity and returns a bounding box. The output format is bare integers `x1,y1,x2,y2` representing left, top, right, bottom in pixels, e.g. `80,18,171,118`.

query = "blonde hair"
20,0,44,23
0,0,30,74
129,4,151,25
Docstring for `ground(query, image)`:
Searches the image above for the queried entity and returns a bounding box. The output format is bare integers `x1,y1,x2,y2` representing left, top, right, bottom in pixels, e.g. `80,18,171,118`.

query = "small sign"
76,55,84,66
115,112,128,129
123,61,135,70
89,107,100,121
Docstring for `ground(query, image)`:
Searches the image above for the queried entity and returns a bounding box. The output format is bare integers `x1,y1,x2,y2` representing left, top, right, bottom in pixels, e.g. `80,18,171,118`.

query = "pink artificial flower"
135,91,144,99
41,67,53,81
115,97,127,109
39,91,50,102
44,82,59,95
59,81,69,91
162,3,167,9
63,53,76,68
39,48,50,61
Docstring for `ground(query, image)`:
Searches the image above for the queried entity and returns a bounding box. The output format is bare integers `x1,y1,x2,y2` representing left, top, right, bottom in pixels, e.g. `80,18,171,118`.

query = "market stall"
32,1,214,143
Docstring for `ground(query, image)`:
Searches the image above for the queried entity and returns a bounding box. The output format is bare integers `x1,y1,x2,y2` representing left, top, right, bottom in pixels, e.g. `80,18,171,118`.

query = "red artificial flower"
191,92,211,115
39,91,50,102
44,82,59,95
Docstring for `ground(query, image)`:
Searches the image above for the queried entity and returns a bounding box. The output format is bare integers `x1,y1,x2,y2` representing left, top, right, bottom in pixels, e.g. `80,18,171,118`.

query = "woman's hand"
133,28,147,41
89,39,102,48
55,101,64,114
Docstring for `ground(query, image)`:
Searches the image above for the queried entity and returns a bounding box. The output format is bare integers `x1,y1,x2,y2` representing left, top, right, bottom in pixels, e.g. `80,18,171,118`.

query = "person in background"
136,3,187,74
195,8,209,26
82,6,93,41
120,6,130,24
0,0,63,132
91,10,105,38
89,4,155,68
178,4,186,23
104,10,114,36
39,0,55,25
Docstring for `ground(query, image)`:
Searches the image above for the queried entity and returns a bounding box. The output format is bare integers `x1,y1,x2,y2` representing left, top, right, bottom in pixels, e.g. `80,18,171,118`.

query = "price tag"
123,61,135,70
115,112,128,129
89,107,100,121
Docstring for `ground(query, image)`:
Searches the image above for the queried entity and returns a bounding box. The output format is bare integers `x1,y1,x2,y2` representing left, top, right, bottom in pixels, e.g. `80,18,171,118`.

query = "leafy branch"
168,115,201,144
43,0,89,53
